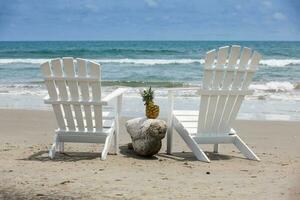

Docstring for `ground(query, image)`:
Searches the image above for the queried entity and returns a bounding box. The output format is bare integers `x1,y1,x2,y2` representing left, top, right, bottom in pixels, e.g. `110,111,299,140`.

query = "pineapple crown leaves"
140,86,155,105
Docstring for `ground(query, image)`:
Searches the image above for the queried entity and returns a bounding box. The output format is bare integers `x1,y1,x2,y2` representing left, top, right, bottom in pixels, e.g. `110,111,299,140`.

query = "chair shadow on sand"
22,145,242,162
22,150,102,162
119,144,239,162
158,151,235,162
119,145,158,160
22,145,159,162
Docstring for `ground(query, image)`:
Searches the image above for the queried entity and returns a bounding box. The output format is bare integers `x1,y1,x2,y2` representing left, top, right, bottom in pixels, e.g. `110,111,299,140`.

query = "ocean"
0,41,299,120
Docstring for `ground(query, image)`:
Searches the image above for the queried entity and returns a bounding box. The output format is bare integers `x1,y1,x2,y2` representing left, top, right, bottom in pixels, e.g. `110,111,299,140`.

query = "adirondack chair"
41,57,126,160
166,46,262,162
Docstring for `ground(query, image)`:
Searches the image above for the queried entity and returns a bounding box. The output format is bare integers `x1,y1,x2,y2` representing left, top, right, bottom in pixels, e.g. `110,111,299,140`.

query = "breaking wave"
250,81,297,92
1,58,300,67
1,81,299,101
260,59,300,67
0,58,203,65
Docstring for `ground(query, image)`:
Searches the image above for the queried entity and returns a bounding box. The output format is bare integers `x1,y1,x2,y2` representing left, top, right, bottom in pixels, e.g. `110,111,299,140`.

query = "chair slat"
238,47,252,69
77,58,90,99
197,96,209,133
70,110,114,120
213,46,228,88
224,52,261,132
63,57,84,131
202,50,216,89
227,45,241,68
51,59,75,130
63,58,79,99
77,58,93,131
41,62,66,130
243,51,261,89
213,46,240,133
198,50,216,133
223,45,240,89
226,96,244,129
224,47,253,132
204,96,217,132
211,96,227,133
89,61,103,131
218,95,236,133
232,47,251,89
41,62,58,99
210,47,229,133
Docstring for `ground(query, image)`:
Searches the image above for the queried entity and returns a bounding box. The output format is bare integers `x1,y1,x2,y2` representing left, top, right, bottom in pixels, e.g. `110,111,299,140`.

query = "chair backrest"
41,57,103,132
197,46,262,135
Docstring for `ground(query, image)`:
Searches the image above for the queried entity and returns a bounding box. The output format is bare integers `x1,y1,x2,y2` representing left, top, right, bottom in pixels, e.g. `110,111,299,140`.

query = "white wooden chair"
41,57,126,160
167,46,262,162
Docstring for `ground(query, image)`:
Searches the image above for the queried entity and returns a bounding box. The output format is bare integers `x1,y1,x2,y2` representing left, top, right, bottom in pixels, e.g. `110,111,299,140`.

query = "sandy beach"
0,109,299,199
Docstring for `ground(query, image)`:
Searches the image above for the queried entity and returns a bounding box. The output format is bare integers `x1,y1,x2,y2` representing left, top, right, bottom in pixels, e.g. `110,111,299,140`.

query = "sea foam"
260,59,300,67
0,59,48,64
1,81,299,101
0,58,202,65
249,81,296,92
1,58,300,67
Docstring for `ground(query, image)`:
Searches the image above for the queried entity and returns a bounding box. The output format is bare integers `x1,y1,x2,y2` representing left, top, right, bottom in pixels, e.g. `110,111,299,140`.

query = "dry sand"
0,109,299,200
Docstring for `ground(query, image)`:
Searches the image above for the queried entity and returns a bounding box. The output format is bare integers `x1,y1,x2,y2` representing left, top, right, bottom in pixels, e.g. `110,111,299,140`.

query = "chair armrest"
43,95,50,103
167,87,199,92
102,88,127,105
167,87,200,98
167,87,200,116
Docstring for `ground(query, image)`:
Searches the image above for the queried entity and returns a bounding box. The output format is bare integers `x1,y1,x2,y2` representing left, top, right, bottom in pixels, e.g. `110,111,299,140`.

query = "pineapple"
141,87,160,119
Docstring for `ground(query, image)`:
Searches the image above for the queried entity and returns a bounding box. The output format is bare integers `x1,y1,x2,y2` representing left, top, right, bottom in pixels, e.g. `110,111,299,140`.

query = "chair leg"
166,126,173,155
167,91,174,155
213,144,218,153
101,133,113,160
175,124,210,162
49,143,56,159
49,134,58,159
233,135,260,161
59,142,64,153
113,130,118,155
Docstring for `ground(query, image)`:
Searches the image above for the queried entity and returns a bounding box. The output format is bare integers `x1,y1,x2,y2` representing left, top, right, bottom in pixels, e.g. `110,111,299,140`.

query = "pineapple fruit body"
141,87,159,119
146,101,160,119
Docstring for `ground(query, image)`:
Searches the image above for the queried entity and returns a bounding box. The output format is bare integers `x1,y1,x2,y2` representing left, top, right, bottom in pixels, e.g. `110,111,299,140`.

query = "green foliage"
140,86,155,105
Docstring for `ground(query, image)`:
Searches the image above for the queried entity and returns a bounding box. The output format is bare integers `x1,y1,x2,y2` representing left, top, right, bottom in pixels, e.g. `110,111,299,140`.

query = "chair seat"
64,111,115,128
55,129,113,143
55,123,115,143
173,110,199,135
56,126,113,135
173,110,235,136
57,111,115,136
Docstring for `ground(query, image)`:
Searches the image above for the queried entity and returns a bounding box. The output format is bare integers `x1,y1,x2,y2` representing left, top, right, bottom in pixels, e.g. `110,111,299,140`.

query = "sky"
0,0,300,41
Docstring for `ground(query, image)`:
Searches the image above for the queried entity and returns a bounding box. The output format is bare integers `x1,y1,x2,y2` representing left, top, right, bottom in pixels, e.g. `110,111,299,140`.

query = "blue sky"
0,0,299,41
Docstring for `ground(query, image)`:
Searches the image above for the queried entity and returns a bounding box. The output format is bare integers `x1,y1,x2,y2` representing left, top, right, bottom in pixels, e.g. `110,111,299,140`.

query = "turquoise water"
0,41,299,120
0,41,300,85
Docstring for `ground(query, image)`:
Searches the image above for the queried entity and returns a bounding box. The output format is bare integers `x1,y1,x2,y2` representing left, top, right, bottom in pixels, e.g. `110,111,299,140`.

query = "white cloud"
273,12,287,21
145,0,158,7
